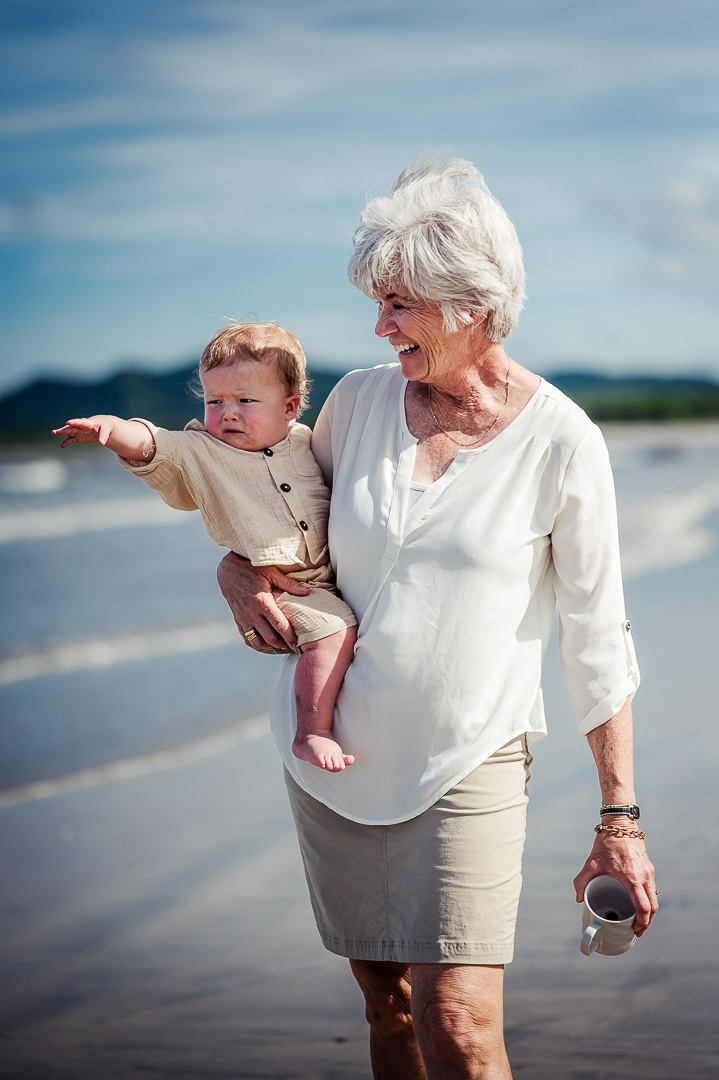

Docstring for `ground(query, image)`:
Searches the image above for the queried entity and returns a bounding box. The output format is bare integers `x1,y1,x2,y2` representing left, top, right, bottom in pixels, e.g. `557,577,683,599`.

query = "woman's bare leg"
349,959,427,1079
350,959,511,1079
411,964,512,1079
292,626,357,770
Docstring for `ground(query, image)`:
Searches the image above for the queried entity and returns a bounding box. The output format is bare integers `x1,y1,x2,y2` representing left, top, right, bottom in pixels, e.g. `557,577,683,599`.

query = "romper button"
299,520,309,531
280,483,291,492
263,448,273,456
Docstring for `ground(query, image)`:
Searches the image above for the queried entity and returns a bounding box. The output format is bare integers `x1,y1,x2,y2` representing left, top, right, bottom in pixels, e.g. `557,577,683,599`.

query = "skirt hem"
318,933,515,966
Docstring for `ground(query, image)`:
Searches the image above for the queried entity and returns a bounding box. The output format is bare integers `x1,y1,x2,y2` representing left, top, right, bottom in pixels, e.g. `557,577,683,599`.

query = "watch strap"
600,803,640,820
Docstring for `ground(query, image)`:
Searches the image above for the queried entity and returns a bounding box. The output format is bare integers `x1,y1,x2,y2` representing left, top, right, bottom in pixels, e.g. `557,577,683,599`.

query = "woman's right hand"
216,552,310,654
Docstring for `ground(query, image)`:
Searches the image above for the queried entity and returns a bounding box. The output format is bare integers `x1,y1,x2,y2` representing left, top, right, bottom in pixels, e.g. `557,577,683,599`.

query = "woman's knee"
349,959,414,1040
411,966,506,1065
414,997,503,1062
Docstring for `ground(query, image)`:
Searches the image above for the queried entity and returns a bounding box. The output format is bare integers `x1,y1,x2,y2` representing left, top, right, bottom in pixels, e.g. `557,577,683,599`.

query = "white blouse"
270,364,639,825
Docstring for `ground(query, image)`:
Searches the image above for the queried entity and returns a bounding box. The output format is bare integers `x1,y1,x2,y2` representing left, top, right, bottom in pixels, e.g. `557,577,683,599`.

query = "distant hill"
0,363,344,445
1,362,719,444
549,371,719,422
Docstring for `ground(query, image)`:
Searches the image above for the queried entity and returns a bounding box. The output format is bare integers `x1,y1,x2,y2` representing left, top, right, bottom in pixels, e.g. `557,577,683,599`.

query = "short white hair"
348,155,526,341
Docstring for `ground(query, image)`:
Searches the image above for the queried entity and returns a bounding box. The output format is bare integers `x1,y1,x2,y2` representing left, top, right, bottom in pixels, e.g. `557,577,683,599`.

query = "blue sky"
1,0,718,395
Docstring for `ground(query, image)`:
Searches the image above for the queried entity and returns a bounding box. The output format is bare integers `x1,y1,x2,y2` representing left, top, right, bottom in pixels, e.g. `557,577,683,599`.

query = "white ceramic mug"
580,875,637,957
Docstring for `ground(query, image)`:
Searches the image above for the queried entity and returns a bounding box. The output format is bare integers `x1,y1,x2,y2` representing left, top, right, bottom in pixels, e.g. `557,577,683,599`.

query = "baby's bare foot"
292,733,355,771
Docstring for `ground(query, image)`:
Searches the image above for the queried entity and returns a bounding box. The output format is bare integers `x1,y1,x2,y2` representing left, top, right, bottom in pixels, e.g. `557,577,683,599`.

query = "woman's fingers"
625,880,654,935
256,593,298,649
264,565,312,596
573,842,658,935
244,607,296,653
217,553,299,651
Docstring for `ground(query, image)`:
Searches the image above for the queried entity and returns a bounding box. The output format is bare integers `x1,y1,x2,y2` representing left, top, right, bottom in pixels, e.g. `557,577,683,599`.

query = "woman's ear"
285,395,301,420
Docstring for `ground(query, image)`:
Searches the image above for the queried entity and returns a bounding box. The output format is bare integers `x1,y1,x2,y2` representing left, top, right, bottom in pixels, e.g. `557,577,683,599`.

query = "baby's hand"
52,416,117,448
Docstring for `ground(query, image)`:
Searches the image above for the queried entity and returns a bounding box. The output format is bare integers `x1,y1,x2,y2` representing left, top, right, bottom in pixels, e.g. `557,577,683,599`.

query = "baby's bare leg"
292,626,357,771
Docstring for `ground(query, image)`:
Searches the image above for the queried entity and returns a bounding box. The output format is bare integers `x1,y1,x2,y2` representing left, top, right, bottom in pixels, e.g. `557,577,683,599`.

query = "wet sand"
1,428,718,1078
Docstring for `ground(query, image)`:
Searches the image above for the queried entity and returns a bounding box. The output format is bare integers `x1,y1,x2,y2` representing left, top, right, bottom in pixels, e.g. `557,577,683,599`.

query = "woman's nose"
375,306,396,338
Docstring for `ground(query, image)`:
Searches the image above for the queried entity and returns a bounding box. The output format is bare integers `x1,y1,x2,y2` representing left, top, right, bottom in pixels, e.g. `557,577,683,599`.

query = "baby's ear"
286,395,301,420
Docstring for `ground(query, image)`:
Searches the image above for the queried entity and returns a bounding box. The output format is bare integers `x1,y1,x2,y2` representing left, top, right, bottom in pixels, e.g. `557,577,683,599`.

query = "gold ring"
243,628,258,642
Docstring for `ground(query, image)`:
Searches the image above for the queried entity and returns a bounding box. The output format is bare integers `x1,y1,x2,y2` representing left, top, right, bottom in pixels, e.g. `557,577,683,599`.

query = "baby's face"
201,360,300,452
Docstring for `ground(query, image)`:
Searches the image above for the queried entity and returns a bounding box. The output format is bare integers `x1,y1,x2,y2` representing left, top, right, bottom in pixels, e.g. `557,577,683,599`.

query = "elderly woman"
219,157,657,1079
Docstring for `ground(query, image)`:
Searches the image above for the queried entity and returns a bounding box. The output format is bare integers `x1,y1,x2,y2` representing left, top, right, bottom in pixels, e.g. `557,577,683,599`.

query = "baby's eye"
238,398,256,403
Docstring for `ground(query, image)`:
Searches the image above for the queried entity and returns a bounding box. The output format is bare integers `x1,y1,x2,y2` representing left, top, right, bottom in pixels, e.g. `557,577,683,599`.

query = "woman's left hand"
573,832,658,936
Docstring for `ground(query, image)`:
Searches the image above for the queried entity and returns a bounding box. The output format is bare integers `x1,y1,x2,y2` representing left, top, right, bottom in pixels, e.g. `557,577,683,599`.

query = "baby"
53,322,357,771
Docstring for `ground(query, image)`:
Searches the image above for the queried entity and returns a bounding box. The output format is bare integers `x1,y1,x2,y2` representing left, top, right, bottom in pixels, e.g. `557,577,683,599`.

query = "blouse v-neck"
400,375,545,489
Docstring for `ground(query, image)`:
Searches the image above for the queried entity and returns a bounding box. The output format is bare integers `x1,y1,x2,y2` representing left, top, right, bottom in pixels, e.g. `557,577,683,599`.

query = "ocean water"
1,425,717,797
1,426,718,1078
0,445,284,793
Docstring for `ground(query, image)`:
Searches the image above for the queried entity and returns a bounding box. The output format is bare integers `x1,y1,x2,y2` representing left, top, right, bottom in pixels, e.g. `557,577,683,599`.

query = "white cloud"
2,0,716,253
2,1,718,140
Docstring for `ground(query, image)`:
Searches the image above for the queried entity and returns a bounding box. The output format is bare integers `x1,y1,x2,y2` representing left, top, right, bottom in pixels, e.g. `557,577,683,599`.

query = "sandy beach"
1,424,718,1078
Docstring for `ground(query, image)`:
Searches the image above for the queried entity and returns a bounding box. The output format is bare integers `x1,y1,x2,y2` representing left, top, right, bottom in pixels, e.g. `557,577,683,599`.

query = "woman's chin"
398,348,426,379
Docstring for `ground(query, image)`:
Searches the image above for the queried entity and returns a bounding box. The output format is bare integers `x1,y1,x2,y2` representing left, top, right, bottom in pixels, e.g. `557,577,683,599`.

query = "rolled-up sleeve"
551,424,640,735
118,422,199,512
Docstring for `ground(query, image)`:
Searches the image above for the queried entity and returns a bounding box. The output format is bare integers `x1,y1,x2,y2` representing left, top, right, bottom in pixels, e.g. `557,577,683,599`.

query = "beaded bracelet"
594,823,645,839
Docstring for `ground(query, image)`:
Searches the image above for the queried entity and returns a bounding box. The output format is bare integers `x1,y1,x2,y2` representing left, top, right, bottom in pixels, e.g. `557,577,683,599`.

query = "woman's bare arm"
573,697,658,935
216,552,311,653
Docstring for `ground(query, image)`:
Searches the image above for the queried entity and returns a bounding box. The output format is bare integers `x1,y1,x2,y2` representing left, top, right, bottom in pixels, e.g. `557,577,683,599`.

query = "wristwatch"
600,803,640,820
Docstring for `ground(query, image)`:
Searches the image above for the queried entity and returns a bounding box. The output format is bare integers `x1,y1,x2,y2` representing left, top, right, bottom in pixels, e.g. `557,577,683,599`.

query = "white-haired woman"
219,157,657,1079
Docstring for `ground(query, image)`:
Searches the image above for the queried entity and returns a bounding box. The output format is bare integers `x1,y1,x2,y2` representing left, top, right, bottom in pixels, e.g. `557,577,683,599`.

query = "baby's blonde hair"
200,322,310,413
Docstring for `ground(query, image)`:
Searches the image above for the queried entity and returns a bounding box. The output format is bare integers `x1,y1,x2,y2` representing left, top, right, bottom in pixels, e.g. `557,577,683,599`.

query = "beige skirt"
284,734,532,965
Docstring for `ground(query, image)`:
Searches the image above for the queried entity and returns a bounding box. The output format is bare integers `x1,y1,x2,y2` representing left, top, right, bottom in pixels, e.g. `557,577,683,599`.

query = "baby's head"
199,322,308,452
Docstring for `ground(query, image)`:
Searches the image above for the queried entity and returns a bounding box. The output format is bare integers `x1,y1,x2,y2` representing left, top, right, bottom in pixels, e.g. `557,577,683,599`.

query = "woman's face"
374,290,474,385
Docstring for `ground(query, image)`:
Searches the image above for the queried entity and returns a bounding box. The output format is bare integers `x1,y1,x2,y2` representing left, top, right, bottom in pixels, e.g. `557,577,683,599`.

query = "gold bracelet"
594,823,646,839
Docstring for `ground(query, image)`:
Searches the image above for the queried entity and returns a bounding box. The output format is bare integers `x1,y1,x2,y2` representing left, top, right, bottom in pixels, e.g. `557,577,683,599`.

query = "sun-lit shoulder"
537,377,601,451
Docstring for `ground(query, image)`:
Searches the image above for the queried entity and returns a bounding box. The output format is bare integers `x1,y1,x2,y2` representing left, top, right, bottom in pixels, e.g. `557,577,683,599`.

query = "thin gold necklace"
427,358,511,448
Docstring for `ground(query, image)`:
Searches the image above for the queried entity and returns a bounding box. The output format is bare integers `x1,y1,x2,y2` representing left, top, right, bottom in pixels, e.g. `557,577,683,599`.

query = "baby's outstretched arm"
52,416,155,461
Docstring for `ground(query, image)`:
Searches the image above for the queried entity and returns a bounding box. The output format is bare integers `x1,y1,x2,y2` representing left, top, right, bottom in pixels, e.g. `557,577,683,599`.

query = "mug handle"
580,919,601,956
